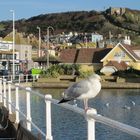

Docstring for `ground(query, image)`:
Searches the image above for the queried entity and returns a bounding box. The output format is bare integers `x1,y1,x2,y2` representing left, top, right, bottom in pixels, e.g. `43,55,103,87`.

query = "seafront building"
0,40,33,74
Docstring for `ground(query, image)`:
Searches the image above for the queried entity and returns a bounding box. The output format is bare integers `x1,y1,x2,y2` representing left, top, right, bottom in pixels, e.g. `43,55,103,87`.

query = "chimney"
123,36,131,45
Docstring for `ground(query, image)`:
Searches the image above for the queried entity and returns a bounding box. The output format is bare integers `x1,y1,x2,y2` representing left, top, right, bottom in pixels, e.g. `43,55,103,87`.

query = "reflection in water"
16,88,140,140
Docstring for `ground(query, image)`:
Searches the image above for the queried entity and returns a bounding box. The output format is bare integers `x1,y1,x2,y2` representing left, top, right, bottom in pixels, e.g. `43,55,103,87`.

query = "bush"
112,68,140,78
78,70,93,78
40,64,81,78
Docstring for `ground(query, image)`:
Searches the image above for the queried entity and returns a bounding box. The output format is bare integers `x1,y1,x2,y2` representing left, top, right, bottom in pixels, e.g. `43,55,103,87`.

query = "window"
114,51,125,58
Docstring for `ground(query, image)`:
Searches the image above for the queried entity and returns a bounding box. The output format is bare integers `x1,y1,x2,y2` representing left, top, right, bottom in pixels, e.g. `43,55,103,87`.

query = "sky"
0,0,140,21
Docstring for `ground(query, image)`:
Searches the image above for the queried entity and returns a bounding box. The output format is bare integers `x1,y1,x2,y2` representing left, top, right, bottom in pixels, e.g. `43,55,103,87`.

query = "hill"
0,7,140,45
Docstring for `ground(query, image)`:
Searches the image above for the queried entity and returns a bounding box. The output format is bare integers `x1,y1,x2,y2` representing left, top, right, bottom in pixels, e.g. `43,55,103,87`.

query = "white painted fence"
0,74,39,83
0,78,140,140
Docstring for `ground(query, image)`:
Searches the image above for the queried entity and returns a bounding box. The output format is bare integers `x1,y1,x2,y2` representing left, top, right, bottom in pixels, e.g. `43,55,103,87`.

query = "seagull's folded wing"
66,80,90,99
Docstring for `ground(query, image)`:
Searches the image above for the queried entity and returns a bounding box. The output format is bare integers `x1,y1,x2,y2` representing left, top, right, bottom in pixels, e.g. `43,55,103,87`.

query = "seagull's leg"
84,99,88,111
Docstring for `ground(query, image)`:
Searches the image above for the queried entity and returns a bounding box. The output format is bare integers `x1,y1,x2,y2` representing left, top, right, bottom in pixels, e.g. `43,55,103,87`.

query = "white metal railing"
0,74,39,83
0,78,140,140
0,78,46,138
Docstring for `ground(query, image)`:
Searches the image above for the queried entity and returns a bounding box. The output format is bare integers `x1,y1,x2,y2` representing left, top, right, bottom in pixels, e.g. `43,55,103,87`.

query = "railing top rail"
45,96,140,138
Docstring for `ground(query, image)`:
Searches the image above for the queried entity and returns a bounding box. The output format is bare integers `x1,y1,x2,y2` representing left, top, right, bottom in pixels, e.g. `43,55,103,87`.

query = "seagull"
123,105,131,110
58,74,101,111
105,102,110,107
131,101,135,106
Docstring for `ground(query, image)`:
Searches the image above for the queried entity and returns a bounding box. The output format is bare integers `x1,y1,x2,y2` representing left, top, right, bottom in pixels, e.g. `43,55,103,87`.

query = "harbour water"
16,88,140,140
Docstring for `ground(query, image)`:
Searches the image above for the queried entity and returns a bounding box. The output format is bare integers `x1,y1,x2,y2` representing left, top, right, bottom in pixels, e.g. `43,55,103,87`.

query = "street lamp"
37,26,41,57
84,36,87,48
10,10,15,80
47,26,54,68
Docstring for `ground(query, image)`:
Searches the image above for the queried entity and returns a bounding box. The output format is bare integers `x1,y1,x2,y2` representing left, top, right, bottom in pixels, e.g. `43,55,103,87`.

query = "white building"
15,44,33,70
0,40,33,73
91,34,103,43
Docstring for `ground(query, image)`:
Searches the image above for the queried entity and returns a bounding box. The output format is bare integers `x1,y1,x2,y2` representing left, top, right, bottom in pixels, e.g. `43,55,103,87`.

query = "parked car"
0,70,8,76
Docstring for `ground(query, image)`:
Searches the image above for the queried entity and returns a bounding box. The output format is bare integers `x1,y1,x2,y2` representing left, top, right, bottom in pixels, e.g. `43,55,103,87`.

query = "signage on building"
0,45,10,50
0,41,12,51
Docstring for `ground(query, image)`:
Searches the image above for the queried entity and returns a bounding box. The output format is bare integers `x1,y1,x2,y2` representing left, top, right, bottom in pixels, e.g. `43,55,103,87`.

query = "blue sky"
0,0,140,21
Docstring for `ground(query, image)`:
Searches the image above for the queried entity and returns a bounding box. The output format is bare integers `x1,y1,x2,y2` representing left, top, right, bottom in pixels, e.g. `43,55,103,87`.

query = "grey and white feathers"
58,74,101,110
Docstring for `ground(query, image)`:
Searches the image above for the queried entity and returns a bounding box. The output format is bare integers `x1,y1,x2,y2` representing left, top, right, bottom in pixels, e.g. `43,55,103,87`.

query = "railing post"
8,81,12,114
2,76,5,80
18,75,20,83
33,75,35,83
0,78,2,102
3,79,7,107
45,94,53,140
26,87,32,131
15,84,20,123
11,75,13,82
86,108,97,140
26,75,28,83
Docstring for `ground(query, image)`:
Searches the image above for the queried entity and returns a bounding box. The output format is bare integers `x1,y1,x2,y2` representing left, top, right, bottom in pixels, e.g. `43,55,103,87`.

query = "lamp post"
37,26,41,57
47,26,54,68
10,10,15,80
84,36,87,48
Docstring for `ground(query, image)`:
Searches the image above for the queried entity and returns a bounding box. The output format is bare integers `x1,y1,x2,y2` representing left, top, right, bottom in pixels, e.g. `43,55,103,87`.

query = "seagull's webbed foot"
85,107,92,113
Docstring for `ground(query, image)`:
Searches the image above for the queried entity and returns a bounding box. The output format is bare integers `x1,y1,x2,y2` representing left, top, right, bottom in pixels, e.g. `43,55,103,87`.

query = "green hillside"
0,7,140,45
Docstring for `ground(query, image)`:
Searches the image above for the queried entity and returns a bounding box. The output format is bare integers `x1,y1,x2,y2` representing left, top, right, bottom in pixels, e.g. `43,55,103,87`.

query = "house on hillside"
100,43,140,75
58,48,111,72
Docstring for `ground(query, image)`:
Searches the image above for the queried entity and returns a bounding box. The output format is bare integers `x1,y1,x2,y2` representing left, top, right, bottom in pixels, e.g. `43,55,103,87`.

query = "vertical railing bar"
8,81,12,114
33,75,35,83
19,75,20,83
26,75,28,83
15,84,19,123
11,75,13,82
45,94,53,140
3,79,7,107
0,78,2,102
26,87,32,131
86,109,97,140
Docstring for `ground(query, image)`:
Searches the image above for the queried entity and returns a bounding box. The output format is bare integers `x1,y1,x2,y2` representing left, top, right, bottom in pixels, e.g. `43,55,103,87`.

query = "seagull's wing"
65,80,90,99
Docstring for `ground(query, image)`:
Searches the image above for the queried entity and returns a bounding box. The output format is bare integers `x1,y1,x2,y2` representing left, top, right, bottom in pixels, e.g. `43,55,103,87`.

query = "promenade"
32,81,140,89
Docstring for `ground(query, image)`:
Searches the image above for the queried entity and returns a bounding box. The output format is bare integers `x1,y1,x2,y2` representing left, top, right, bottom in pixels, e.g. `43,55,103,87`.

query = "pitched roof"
59,48,111,63
105,61,128,71
122,44,140,60
101,43,140,62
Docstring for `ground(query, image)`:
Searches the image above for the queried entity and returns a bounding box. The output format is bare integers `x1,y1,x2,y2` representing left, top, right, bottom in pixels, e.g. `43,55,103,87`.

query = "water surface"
15,88,140,140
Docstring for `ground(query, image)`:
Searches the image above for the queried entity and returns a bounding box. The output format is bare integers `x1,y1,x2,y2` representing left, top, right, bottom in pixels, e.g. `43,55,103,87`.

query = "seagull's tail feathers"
58,98,70,104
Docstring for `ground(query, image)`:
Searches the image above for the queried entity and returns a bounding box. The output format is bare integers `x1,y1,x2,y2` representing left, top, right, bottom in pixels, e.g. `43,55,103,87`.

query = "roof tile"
59,48,111,63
